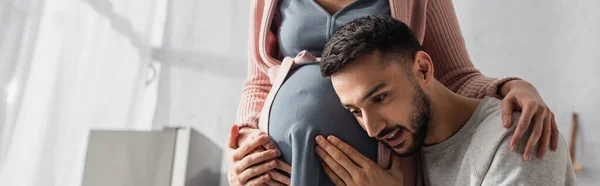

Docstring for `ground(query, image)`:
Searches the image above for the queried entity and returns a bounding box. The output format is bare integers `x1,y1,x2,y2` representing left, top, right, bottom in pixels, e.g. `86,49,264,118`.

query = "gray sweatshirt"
423,97,576,186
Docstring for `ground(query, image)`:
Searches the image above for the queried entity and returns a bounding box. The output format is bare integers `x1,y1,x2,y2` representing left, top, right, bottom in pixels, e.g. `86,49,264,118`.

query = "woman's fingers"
523,109,545,160
550,113,559,151
537,112,552,159
267,170,291,185
265,180,286,186
510,101,536,152
275,159,291,174
238,160,277,184
233,135,271,161
501,97,516,128
229,125,241,149
262,140,281,157
244,173,271,186
236,149,279,173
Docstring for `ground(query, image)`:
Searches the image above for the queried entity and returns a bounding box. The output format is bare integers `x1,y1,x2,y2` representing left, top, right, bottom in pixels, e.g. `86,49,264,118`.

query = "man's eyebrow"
362,82,386,101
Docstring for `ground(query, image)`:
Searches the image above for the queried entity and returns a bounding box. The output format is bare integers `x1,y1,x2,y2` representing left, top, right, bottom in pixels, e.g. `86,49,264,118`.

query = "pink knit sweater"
237,0,517,129
236,0,517,184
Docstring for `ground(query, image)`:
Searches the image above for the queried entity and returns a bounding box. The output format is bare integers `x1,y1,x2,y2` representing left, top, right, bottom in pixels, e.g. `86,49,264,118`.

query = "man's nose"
362,111,384,138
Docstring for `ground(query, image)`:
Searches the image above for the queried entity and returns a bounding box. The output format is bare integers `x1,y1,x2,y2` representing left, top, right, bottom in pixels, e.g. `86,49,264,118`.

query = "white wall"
153,0,600,185
453,1,600,185
152,0,250,185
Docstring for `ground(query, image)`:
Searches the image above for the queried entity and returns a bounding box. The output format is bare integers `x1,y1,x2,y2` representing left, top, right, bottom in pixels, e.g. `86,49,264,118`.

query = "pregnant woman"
228,0,559,186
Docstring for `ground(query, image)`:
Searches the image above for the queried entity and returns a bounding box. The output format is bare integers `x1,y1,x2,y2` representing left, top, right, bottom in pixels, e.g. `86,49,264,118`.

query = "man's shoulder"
469,98,575,185
463,97,521,173
470,97,521,142
481,131,575,185
469,97,543,161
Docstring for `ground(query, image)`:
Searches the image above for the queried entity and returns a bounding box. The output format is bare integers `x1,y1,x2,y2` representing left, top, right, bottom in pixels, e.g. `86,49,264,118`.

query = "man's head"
321,15,437,156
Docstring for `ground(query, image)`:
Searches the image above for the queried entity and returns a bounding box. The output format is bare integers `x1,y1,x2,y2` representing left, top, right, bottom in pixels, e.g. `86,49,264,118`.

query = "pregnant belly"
268,63,378,185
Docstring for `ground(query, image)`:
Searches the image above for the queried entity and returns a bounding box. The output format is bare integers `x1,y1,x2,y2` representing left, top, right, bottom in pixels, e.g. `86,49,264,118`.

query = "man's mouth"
382,128,404,147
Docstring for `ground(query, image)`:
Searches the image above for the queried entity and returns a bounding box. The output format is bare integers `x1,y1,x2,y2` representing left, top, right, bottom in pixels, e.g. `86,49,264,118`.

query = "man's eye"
350,109,361,116
373,93,387,103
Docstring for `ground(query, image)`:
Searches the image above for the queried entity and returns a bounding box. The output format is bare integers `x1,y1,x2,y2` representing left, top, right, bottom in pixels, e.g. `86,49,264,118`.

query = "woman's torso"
268,0,391,185
277,0,390,58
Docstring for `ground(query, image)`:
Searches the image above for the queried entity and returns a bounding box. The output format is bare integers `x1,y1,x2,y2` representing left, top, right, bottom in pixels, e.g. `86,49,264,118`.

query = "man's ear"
413,51,435,86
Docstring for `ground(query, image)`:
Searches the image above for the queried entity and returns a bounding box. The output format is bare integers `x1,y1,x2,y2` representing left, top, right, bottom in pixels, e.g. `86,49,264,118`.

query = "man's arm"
481,133,576,186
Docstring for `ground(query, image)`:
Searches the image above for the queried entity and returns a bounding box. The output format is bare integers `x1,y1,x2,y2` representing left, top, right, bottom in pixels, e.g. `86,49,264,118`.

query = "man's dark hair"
320,15,423,77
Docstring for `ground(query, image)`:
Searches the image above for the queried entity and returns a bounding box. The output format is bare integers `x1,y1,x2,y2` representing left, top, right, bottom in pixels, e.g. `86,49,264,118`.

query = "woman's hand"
499,80,559,160
227,125,291,186
235,126,281,157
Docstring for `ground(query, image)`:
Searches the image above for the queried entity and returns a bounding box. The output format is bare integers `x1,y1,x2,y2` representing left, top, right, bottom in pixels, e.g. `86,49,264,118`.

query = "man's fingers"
236,149,279,173
537,113,552,159
523,110,545,161
267,170,290,185
275,159,291,174
322,163,347,186
510,102,536,152
315,136,358,174
550,113,559,151
239,160,277,184
501,97,515,128
233,135,271,161
315,146,352,182
325,135,374,168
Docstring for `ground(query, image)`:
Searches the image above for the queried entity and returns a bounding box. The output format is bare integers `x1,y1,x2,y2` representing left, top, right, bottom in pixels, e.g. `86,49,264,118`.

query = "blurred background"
0,0,598,185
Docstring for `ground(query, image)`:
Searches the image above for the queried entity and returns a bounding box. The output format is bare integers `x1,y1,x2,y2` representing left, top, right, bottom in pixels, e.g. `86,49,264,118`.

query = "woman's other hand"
499,80,559,160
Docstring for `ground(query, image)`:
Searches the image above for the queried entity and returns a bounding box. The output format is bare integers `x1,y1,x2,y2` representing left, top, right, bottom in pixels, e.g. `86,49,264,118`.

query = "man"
315,15,576,185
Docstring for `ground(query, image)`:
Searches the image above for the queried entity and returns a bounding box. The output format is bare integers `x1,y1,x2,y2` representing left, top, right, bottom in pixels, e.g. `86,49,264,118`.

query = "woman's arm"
235,0,281,129
421,0,558,159
235,59,272,129
229,1,292,185
421,0,519,99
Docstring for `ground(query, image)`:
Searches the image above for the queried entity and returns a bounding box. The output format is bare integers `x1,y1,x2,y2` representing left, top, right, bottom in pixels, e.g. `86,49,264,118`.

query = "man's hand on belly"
228,125,292,186
315,135,405,186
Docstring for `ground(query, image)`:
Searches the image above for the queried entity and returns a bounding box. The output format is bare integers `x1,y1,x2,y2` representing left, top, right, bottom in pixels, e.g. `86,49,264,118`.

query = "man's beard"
387,84,431,157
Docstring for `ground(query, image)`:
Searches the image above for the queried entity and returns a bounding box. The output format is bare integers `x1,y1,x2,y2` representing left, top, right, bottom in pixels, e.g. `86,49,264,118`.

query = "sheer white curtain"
0,0,43,177
0,0,167,185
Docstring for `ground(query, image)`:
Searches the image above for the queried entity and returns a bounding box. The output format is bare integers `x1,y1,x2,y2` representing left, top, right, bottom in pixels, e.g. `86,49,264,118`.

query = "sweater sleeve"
235,0,280,128
235,55,272,129
421,0,519,99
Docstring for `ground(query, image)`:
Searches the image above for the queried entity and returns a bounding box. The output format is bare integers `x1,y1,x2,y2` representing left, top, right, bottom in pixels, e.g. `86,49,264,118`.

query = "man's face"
330,52,431,156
